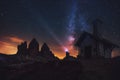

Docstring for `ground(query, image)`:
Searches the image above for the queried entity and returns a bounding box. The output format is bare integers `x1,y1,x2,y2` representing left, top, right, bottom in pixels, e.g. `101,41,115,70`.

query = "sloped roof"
75,31,119,47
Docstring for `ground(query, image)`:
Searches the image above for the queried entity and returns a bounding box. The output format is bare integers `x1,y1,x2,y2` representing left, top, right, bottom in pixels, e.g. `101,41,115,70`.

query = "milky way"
64,0,90,53
0,0,120,58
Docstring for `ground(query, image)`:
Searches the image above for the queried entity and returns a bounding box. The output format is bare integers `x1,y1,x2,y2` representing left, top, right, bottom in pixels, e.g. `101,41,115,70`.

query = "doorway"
84,46,92,58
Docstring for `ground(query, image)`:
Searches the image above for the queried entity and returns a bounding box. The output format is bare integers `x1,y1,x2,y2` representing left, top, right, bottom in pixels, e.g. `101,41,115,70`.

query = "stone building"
75,19,119,59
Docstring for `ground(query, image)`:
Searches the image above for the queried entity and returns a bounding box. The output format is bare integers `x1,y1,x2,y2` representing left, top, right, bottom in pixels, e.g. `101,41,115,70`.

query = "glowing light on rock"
64,48,69,52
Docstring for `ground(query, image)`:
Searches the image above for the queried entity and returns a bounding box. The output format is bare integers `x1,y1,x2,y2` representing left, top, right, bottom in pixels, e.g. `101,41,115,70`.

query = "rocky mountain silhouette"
17,41,28,56
40,43,59,61
15,38,59,62
28,38,39,56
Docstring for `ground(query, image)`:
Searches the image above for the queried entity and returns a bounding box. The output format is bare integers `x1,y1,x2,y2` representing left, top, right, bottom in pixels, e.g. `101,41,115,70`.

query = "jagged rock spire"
41,43,50,53
92,19,103,37
17,41,28,56
28,38,39,56
40,43,57,61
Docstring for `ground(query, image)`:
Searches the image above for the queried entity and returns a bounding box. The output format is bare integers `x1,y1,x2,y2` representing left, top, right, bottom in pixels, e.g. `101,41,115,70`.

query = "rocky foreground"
0,58,117,80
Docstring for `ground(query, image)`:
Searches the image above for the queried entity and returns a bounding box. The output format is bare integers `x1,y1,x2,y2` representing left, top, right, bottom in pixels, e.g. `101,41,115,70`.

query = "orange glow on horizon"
0,41,17,54
51,45,78,59
52,49,77,59
0,36,24,54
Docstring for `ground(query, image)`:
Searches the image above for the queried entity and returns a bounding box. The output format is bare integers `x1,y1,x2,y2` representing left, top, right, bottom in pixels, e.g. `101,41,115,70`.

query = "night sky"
0,0,120,58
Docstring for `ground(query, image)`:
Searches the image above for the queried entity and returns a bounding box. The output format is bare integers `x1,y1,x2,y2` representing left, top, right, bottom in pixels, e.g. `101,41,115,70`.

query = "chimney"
92,19,102,36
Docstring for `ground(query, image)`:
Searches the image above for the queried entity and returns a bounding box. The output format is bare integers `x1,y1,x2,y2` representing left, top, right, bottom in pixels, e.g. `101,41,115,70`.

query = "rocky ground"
0,58,115,80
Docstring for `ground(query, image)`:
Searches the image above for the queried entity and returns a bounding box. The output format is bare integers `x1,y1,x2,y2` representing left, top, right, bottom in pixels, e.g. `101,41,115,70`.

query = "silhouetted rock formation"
28,38,39,56
40,43,58,61
63,51,76,61
41,43,50,54
17,41,28,56
16,39,59,62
